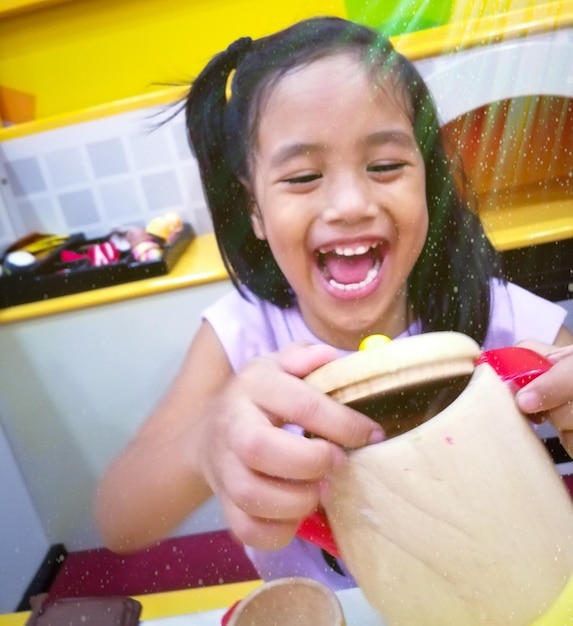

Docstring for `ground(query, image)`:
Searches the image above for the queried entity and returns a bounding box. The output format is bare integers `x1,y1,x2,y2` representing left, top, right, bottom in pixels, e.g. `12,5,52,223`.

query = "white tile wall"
44,146,89,187
0,103,211,253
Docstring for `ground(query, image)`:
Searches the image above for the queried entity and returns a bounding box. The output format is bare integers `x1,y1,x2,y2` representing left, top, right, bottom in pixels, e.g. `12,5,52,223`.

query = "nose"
321,172,378,225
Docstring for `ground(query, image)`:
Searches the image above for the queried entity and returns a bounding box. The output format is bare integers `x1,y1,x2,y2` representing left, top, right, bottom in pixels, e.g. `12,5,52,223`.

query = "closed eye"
367,162,406,173
283,173,322,185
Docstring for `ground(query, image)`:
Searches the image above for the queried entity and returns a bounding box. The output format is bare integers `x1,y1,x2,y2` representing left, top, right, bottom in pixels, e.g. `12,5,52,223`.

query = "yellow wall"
0,0,566,124
0,0,345,121
451,0,546,21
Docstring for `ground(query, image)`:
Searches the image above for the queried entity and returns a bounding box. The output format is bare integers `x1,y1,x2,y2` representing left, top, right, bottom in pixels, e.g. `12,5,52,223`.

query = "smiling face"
248,53,429,350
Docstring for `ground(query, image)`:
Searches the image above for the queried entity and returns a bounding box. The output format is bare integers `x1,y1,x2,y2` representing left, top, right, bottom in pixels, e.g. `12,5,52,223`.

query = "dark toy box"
0,223,195,309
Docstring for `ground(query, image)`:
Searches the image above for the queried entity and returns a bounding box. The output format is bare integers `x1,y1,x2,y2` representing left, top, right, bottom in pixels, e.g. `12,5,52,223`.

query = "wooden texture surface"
308,332,573,625
226,577,345,626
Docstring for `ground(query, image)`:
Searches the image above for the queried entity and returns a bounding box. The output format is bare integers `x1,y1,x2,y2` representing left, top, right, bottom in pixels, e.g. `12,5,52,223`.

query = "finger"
517,340,573,362
266,341,341,378
546,344,573,362
239,363,384,448
222,497,301,550
516,356,573,415
274,384,383,449
215,419,324,518
552,404,573,431
516,339,553,356
225,466,320,520
230,412,344,481
287,392,384,448
260,341,380,446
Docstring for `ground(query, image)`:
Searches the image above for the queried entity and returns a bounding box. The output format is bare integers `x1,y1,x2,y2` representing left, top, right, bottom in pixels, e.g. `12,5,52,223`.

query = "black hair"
184,16,502,345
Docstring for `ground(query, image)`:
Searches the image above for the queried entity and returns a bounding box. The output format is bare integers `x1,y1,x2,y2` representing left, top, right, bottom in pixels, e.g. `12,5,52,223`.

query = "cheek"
402,197,428,232
414,211,429,256
262,208,301,243
409,177,429,245
399,202,429,263
264,222,307,270
417,207,429,243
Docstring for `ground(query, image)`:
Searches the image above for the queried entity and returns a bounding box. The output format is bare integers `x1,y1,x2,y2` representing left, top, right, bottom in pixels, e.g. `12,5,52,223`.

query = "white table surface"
143,587,386,625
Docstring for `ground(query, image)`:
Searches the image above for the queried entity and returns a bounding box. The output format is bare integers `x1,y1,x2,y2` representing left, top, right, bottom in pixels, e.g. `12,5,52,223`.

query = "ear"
240,177,266,241
249,200,266,241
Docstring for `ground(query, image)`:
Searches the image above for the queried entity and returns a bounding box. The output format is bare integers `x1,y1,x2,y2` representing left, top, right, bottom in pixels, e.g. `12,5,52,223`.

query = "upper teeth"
319,244,374,256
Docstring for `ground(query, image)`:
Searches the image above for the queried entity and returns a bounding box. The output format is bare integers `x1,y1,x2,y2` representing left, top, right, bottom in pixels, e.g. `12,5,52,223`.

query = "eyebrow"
269,129,417,168
365,130,417,150
270,143,322,169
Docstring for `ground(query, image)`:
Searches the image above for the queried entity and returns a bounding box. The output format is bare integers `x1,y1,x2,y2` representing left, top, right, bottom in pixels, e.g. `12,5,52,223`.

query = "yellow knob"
359,334,392,351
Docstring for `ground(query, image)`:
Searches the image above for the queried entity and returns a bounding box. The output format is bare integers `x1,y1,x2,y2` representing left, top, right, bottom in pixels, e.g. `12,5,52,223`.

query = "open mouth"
317,243,383,292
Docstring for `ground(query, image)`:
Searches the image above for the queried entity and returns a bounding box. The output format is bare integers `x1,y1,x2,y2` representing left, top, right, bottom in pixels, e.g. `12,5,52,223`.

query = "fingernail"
516,389,542,413
369,427,385,445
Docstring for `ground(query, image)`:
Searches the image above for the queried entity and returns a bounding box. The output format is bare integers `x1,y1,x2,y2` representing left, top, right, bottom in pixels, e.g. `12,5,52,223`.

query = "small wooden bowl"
224,577,345,626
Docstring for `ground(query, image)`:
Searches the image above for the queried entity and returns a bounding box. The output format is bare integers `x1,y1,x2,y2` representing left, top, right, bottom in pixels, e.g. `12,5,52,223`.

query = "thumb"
515,349,573,415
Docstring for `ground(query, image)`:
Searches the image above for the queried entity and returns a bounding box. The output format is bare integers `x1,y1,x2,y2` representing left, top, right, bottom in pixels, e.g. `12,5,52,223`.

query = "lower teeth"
328,259,380,291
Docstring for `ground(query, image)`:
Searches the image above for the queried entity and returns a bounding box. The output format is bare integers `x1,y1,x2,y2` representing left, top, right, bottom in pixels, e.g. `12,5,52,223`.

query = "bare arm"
94,321,231,552
94,321,384,553
515,325,573,457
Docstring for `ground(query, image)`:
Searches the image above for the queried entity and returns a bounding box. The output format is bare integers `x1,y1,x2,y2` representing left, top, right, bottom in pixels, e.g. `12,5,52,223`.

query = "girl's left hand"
515,340,573,458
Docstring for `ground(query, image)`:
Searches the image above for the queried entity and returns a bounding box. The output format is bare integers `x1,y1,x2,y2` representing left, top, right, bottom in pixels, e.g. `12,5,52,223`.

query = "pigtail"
185,37,254,296
185,35,296,306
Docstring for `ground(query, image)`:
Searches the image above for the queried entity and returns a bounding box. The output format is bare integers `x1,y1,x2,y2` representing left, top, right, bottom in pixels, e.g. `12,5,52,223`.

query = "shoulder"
201,288,317,371
485,279,567,348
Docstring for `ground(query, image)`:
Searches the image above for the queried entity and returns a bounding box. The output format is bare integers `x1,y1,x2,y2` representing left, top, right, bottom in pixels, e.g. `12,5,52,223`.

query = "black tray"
0,223,195,309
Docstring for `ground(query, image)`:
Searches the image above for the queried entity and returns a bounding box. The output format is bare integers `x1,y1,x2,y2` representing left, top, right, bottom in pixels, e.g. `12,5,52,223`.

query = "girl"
95,16,573,590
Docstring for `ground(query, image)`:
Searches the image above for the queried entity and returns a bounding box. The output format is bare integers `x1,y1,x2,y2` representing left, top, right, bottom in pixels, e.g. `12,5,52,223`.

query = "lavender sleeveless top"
202,279,566,590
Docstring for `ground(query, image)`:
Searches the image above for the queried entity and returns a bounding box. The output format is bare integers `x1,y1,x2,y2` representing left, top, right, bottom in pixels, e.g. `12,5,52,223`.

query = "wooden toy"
223,577,345,626
303,331,573,625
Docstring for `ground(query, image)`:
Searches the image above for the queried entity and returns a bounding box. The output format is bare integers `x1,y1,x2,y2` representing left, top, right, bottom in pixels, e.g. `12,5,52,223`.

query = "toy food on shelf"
5,232,71,258
0,214,195,308
3,249,37,274
1,232,72,275
61,241,120,267
124,227,163,263
145,211,183,243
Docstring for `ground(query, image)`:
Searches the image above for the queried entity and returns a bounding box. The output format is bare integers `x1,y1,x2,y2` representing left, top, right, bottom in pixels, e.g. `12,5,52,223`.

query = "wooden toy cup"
304,331,573,626
224,577,345,626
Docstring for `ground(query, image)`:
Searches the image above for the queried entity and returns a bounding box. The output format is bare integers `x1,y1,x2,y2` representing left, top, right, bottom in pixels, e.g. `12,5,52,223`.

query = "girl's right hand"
196,342,385,551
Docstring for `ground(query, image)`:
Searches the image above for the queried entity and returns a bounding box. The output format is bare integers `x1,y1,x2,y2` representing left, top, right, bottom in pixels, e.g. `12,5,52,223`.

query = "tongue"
323,252,374,285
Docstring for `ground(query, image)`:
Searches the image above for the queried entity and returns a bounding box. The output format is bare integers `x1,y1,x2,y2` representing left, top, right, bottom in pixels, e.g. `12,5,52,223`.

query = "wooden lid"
305,331,481,405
